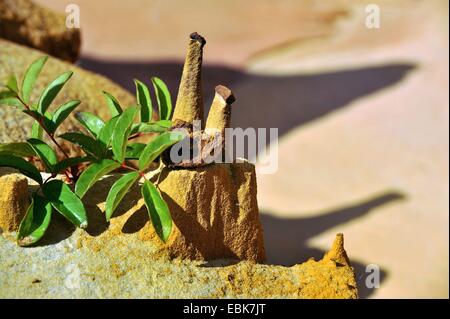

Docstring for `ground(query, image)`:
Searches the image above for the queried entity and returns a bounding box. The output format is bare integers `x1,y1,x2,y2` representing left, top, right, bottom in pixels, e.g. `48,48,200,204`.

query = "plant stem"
128,132,143,140
128,124,169,141
154,159,164,186
48,133,70,158
119,161,148,181
120,162,139,172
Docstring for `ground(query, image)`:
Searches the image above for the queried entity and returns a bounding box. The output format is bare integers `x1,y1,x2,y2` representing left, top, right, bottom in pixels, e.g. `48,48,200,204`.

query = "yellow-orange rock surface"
0,173,29,232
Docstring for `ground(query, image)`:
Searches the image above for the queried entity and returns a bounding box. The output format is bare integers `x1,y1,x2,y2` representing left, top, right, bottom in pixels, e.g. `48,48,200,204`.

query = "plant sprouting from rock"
0,56,184,246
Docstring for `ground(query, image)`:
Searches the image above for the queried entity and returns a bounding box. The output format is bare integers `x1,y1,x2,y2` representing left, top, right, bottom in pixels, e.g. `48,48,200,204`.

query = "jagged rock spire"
205,85,235,134
165,34,236,168
323,233,351,266
172,32,206,126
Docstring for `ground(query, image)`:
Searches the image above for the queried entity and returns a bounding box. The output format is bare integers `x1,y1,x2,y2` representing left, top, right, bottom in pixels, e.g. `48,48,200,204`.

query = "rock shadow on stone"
122,205,148,234
199,259,241,268
31,212,75,247
84,204,108,237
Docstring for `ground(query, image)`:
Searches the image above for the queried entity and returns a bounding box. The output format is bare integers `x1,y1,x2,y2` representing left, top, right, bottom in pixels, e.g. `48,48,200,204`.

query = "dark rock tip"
190,32,206,46
215,85,235,105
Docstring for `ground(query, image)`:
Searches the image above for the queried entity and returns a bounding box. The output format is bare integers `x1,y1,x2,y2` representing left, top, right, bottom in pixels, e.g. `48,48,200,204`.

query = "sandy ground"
36,0,449,298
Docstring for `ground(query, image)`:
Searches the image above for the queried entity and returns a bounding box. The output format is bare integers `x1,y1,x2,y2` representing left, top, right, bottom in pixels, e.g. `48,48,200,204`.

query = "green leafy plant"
0,56,184,246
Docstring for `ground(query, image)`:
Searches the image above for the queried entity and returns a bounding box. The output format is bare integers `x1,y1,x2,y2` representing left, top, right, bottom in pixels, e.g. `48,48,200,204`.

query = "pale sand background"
36,0,449,298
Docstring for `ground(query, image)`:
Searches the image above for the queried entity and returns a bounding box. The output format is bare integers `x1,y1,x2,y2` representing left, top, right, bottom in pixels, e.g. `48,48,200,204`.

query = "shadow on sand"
261,191,406,298
78,57,415,138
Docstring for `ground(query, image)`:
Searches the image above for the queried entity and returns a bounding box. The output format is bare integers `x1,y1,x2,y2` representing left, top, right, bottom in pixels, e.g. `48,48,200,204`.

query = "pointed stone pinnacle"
205,85,235,133
172,32,206,126
323,233,351,266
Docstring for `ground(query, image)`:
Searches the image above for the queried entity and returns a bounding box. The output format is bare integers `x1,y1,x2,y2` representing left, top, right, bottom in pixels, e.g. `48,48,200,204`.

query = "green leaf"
138,131,185,170
141,180,172,242
53,156,93,173
134,79,152,122
74,111,105,137
23,109,44,123
105,171,140,221
22,56,48,104
0,90,22,108
152,77,172,120
31,121,43,139
125,143,146,159
50,100,81,133
0,97,22,108
0,142,36,157
0,90,15,99
27,138,58,172
0,90,18,100
17,194,52,246
38,71,73,114
97,116,119,150
23,109,53,132
0,154,42,184
130,120,172,135
6,75,19,94
111,106,138,162
75,159,120,198
59,132,103,158
102,91,122,117
42,180,88,228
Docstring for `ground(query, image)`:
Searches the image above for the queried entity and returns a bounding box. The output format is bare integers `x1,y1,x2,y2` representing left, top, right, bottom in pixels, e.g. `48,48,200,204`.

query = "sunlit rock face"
0,173,29,232
0,216,358,298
